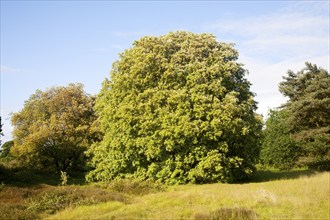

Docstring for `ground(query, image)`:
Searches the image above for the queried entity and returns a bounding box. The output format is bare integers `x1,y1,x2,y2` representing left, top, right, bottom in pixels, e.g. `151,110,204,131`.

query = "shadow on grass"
249,168,317,183
0,166,86,187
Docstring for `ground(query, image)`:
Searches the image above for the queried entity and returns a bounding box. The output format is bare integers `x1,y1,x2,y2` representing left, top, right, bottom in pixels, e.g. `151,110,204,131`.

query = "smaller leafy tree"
261,109,301,169
11,83,98,173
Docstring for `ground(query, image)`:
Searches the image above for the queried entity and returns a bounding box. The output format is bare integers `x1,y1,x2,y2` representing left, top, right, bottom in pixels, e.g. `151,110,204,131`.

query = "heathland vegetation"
0,31,329,219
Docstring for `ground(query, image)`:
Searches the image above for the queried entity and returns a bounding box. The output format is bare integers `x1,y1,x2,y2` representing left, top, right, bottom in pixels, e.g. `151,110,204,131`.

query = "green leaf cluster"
87,32,262,184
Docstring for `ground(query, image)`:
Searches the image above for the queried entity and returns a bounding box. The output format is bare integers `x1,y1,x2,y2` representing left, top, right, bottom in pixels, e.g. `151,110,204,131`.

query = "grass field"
50,170,329,220
1,168,329,220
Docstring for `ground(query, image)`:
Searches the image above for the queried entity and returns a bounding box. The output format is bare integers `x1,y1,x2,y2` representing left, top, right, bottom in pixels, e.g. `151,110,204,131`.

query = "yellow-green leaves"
11,83,98,172
88,31,262,184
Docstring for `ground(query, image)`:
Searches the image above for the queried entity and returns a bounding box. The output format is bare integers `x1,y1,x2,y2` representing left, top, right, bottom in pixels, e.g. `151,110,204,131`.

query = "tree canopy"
87,31,263,184
262,62,330,170
278,62,330,170
11,83,98,172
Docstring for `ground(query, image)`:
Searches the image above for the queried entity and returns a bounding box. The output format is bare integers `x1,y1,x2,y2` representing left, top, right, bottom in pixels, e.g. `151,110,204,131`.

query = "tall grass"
0,184,129,219
0,176,165,219
1,168,329,220
50,171,330,220
195,207,258,220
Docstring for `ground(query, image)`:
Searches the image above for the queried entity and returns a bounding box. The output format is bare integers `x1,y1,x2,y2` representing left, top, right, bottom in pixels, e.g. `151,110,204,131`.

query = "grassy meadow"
49,171,330,220
1,167,329,220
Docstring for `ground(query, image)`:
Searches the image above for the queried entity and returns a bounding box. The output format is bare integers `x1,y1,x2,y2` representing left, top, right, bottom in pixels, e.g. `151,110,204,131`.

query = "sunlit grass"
50,171,330,220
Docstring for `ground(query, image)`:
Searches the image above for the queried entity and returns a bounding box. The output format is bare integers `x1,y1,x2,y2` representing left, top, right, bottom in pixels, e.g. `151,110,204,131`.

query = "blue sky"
1,1,329,144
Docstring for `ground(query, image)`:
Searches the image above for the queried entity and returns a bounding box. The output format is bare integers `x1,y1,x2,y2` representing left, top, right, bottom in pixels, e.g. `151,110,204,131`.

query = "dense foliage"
87,31,263,184
260,109,301,169
262,63,330,170
279,62,330,170
11,83,98,172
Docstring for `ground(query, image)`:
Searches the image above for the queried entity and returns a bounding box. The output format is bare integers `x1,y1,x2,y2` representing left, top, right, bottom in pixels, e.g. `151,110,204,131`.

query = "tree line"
1,32,329,184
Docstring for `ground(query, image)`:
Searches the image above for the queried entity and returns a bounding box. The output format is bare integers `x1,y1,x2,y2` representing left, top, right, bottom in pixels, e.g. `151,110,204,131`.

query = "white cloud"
211,9,329,61
242,54,329,117
0,65,20,74
207,1,329,117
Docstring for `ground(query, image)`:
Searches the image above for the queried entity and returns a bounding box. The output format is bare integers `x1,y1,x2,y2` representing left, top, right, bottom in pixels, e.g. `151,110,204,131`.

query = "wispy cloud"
208,2,329,62
206,1,329,116
0,65,21,74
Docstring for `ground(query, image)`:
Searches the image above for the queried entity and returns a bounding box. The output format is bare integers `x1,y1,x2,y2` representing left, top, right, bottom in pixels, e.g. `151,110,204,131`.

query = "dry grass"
195,207,258,220
1,169,329,220
50,171,330,220
0,184,130,220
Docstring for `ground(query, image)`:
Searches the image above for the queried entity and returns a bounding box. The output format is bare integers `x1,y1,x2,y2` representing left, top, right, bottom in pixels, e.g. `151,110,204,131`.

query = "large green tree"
11,83,98,172
279,62,330,170
87,32,263,184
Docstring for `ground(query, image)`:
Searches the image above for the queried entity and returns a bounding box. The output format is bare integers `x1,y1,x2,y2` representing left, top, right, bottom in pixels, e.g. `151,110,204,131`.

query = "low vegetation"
0,171,160,220
49,170,329,220
1,168,328,220
0,182,130,220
